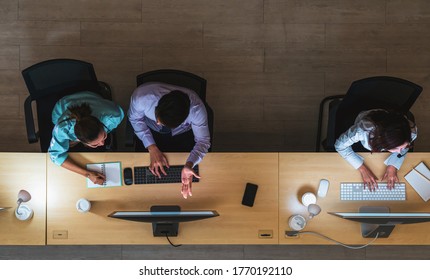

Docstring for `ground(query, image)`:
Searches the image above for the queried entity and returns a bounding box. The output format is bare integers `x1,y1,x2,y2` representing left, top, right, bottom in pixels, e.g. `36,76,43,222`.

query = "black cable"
165,233,181,247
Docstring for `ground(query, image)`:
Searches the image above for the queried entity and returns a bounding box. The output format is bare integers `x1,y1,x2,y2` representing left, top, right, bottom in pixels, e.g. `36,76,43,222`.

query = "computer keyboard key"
134,165,199,185
340,182,406,201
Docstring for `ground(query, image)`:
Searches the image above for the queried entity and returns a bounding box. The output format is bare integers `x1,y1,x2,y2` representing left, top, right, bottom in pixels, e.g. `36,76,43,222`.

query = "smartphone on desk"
242,183,258,207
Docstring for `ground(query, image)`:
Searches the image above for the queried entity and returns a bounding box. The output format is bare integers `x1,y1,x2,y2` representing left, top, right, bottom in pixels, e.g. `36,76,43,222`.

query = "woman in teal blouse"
49,91,124,184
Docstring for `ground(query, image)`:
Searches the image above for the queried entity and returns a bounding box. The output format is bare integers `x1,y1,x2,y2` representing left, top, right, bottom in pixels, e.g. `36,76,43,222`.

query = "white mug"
301,192,317,207
76,198,91,213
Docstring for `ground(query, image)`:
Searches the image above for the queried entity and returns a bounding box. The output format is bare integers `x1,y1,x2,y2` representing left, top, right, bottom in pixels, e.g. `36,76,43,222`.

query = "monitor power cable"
164,232,182,247
285,231,379,250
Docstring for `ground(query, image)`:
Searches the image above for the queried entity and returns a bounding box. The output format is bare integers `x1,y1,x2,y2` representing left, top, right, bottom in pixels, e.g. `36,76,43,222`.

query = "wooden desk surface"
279,152,430,245
47,152,279,245
0,153,46,245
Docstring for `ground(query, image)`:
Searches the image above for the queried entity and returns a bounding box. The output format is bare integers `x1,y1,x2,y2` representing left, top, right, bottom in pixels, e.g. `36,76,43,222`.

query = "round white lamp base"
15,205,33,221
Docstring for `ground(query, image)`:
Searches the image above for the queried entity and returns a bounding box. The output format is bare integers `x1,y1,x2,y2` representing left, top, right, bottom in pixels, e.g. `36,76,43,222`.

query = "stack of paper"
404,162,430,201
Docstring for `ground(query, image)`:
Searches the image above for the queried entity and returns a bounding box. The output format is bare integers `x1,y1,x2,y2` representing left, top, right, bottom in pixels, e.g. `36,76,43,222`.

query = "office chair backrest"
21,59,108,152
334,76,422,140
22,59,100,100
137,69,207,101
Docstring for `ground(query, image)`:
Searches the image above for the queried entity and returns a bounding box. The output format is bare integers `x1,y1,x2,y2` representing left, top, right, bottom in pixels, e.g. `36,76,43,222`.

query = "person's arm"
61,157,105,184
49,123,105,184
180,104,209,199
128,90,156,148
334,124,367,169
185,105,211,166
382,126,417,189
335,124,378,190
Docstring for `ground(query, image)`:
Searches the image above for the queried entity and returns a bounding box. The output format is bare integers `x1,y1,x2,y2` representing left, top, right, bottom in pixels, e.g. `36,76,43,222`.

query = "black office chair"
22,58,115,152
125,69,214,151
316,76,423,152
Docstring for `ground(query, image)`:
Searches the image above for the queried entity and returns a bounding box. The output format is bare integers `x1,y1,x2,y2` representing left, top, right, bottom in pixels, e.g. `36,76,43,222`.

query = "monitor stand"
360,206,395,238
151,205,180,237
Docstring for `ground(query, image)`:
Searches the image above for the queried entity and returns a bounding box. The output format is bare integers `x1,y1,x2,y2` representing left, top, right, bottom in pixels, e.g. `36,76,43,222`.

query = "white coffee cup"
301,192,317,207
76,198,91,213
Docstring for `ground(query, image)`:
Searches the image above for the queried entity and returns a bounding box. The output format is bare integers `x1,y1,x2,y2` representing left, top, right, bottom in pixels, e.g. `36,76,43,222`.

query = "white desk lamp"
15,189,33,221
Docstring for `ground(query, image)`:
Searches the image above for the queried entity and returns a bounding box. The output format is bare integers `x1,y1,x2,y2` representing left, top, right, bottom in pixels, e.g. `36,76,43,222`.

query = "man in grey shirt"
128,82,211,199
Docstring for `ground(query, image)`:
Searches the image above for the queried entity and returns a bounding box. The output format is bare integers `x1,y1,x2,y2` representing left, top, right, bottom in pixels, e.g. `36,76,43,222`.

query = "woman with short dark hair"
335,109,417,190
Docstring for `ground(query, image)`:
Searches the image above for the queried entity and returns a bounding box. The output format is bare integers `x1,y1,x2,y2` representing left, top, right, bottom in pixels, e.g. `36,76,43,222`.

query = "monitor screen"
329,206,430,238
109,210,219,223
329,212,430,225
108,205,219,237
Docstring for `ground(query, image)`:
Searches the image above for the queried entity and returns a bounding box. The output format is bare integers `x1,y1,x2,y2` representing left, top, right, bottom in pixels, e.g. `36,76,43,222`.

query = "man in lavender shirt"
128,82,211,199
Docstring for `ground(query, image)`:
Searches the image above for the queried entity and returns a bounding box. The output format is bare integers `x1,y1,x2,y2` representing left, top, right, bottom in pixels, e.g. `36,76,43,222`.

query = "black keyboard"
134,165,199,184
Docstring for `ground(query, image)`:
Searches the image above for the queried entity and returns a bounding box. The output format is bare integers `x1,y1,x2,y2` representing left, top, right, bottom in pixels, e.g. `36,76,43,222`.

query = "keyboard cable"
286,231,379,250
165,232,182,248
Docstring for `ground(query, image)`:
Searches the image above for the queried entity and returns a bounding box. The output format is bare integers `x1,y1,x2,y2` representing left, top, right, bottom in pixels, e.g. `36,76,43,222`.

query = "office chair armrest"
125,119,135,147
24,96,38,144
316,95,346,151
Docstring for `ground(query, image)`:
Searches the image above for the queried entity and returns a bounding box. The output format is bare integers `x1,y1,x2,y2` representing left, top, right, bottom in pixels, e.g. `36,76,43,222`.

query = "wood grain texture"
141,0,264,23
0,21,80,46
0,46,19,70
264,0,385,23
387,0,430,23
265,48,387,72
204,24,325,48
81,22,203,48
46,153,279,245
0,153,46,245
279,153,430,245
18,0,142,21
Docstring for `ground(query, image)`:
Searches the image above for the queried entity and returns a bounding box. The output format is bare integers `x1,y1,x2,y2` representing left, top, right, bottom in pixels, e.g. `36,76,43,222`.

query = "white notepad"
86,162,122,188
404,162,430,202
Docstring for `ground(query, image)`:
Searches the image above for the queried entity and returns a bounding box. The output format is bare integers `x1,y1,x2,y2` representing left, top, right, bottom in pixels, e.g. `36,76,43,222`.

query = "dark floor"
1,245,429,260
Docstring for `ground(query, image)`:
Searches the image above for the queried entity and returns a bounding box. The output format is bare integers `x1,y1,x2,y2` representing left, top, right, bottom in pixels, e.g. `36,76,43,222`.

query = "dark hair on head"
367,110,413,152
155,90,190,128
68,103,104,143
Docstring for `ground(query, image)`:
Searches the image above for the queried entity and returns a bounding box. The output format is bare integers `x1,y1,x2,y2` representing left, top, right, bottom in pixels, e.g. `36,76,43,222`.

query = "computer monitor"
108,205,219,237
329,206,430,238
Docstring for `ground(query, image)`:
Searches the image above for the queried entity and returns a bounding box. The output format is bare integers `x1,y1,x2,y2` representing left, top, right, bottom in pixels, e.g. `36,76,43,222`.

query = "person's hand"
382,165,399,190
148,145,169,178
87,171,106,185
181,163,201,199
358,164,379,191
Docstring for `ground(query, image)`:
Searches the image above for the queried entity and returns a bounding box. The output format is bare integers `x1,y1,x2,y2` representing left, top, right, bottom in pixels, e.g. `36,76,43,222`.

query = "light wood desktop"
0,153,46,245
47,152,279,245
279,153,430,245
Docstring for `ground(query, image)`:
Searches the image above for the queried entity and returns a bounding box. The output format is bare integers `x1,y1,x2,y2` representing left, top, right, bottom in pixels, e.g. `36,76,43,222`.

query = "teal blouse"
49,91,124,165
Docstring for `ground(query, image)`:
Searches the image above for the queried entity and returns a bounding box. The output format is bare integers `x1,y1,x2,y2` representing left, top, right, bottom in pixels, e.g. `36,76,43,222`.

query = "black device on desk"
242,183,258,207
108,205,219,237
329,206,430,238
123,167,133,185
134,165,199,185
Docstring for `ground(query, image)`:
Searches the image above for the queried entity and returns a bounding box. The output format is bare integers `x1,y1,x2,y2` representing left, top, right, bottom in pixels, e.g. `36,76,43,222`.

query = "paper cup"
76,198,91,213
